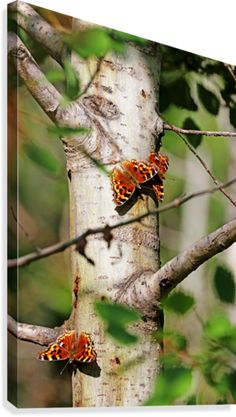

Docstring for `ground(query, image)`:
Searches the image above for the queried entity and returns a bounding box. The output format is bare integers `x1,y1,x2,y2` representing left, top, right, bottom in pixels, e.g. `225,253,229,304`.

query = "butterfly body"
37,330,97,364
111,152,169,216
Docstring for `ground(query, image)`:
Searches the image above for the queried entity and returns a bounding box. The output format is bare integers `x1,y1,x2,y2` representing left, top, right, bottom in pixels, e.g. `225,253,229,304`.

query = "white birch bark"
66,20,163,407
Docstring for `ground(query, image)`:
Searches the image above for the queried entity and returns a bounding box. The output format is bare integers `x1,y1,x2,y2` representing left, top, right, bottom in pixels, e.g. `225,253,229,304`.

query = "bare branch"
8,177,236,269
157,218,236,293
117,218,236,315
8,1,69,64
164,122,236,138
224,63,236,84
8,31,62,117
7,314,63,346
164,121,236,207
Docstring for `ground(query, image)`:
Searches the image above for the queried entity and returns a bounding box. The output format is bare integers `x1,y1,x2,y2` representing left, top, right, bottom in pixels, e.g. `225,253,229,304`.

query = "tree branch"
8,177,236,269
116,218,236,316
164,122,236,138
7,314,62,346
8,31,62,117
224,63,236,84
8,31,92,149
8,1,69,65
8,220,236,342
164,120,236,207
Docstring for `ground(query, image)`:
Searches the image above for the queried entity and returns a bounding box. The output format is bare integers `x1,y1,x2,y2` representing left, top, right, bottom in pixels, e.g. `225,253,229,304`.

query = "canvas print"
7,1,236,409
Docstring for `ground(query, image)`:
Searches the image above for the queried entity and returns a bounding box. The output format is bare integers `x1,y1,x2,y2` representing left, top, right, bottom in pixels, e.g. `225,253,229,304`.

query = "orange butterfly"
111,152,169,216
37,330,97,365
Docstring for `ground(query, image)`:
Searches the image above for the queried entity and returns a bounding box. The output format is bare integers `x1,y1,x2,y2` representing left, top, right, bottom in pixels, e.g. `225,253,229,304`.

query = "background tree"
8,1,236,408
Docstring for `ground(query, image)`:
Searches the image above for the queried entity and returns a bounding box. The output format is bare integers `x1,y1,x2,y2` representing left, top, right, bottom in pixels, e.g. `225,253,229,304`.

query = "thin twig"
163,122,236,138
164,121,236,207
8,177,236,269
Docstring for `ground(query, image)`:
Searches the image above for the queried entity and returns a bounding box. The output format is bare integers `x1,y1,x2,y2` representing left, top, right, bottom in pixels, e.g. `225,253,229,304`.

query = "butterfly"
37,330,97,365
111,152,169,216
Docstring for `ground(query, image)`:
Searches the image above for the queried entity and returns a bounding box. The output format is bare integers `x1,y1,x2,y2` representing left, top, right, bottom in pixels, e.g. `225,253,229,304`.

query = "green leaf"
48,125,90,137
186,395,197,405
95,301,140,325
213,265,235,304
110,29,146,45
183,117,203,148
160,78,197,112
64,28,116,59
163,291,195,315
82,150,110,175
161,352,180,368
45,69,65,83
63,59,80,100
106,323,138,345
229,107,236,129
173,333,188,350
145,366,192,405
226,330,236,354
204,314,232,340
24,142,59,173
95,301,140,345
197,84,220,115
155,329,188,351
225,371,236,401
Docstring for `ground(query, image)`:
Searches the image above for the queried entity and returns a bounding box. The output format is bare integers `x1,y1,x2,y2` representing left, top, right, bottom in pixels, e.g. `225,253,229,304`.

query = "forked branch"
117,218,236,315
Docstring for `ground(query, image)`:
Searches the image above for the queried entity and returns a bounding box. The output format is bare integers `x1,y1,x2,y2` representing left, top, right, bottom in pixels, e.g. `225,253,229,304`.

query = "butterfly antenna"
60,360,70,375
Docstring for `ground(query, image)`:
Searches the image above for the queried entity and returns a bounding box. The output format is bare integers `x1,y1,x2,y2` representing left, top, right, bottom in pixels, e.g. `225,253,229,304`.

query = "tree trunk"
65,22,163,407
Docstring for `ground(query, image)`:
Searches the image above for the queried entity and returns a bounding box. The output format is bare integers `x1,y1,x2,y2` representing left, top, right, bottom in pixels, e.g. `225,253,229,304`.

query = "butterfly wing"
122,160,156,184
111,168,140,215
37,342,69,361
149,152,169,177
152,182,164,202
141,176,164,205
37,330,75,361
112,168,136,205
73,332,97,363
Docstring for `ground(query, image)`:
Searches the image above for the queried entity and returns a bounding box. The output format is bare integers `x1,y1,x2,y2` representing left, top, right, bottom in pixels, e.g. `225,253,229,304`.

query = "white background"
1,0,236,416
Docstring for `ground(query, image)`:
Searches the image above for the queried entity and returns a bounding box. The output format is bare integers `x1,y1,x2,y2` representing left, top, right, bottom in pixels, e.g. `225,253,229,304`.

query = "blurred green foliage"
63,58,81,100
48,124,91,137
182,117,203,148
213,266,235,304
63,27,146,59
163,291,195,315
95,300,140,345
145,366,192,406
